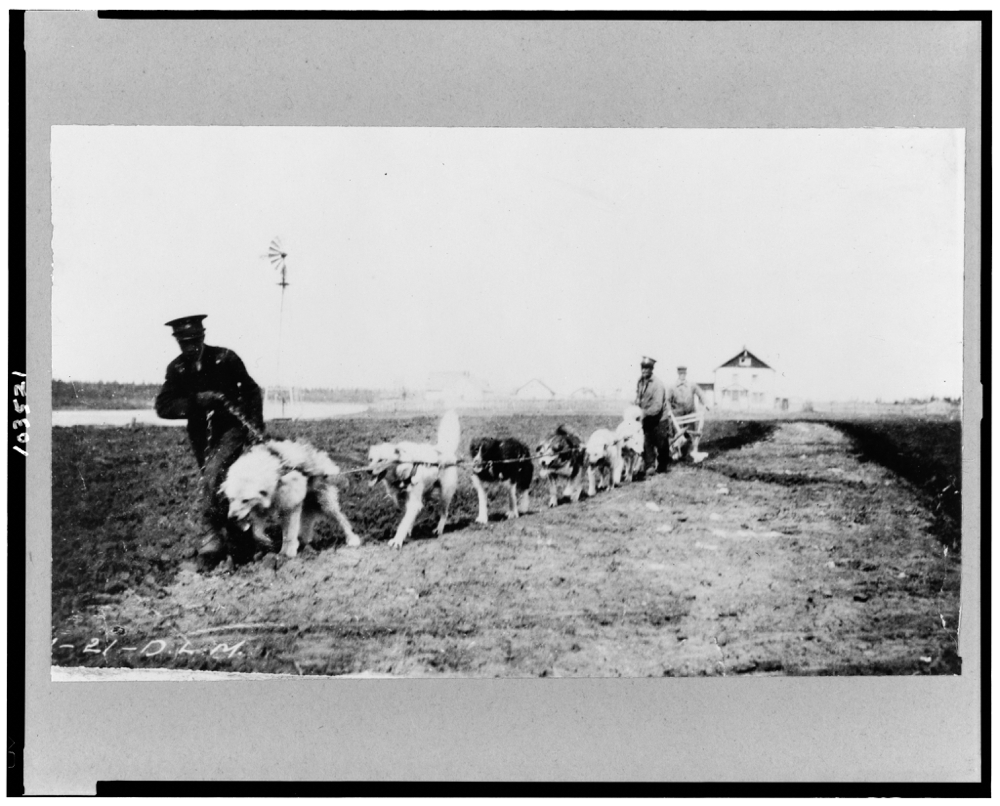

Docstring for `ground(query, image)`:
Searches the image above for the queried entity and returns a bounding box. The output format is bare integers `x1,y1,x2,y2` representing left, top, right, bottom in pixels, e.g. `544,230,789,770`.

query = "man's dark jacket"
155,344,264,467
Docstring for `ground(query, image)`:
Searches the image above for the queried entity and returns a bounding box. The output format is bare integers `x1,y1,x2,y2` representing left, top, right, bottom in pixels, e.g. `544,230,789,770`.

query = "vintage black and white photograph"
48,124,965,679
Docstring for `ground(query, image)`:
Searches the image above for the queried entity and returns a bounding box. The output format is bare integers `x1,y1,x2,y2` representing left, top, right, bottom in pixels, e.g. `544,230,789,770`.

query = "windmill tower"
267,237,295,419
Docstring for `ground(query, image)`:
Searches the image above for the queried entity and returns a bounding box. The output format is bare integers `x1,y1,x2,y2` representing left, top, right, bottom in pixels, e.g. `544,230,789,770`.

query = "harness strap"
265,443,294,473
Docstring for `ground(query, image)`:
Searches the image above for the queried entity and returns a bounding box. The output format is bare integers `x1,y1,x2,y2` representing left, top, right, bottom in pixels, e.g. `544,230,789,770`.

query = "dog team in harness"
157,315,710,564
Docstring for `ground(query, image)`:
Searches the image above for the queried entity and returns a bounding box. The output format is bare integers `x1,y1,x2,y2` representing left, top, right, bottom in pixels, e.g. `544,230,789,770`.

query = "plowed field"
51,413,961,676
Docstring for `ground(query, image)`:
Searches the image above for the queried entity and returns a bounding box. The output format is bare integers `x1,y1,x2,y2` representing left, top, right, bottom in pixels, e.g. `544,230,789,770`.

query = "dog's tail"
436,409,461,457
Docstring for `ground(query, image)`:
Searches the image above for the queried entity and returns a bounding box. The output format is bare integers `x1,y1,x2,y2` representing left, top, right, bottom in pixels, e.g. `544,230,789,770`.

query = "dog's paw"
547,499,557,508
475,515,488,525
387,537,405,550
344,534,362,548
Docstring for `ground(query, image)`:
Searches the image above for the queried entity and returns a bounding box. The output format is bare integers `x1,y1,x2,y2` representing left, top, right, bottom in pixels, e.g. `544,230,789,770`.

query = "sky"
51,126,965,402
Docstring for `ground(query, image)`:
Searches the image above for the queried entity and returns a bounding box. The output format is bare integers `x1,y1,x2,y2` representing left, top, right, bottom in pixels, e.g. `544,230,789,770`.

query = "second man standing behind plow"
666,364,709,461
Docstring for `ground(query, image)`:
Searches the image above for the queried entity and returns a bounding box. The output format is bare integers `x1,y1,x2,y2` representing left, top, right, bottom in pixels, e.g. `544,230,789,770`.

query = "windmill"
267,237,295,419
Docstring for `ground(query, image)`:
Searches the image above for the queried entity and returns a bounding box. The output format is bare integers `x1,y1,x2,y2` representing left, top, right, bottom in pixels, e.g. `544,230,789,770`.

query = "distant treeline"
293,388,380,403
53,380,161,410
52,380,384,409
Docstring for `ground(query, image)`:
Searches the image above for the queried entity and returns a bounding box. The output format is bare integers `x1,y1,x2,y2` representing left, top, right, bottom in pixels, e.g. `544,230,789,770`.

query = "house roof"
570,387,598,398
515,378,556,396
717,348,772,370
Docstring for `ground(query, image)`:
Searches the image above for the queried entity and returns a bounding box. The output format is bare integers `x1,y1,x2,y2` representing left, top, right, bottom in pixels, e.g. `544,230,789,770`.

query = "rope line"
208,395,695,479
333,448,585,477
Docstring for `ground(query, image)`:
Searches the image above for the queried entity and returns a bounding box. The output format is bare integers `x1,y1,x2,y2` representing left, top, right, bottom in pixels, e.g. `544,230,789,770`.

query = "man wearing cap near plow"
155,315,265,567
666,365,710,463
634,356,667,478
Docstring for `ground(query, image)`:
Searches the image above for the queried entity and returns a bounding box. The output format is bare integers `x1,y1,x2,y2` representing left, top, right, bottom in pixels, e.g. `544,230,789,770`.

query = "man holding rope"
155,315,265,567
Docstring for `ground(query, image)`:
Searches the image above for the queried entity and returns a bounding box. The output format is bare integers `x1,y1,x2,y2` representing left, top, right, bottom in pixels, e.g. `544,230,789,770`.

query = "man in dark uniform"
634,355,667,477
155,315,265,565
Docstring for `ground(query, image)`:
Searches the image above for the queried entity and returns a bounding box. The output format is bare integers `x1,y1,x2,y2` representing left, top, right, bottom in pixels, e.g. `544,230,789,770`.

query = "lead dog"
585,427,624,497
367,410,461,549
221,439,361,558
535,425,586,507
468,437,534,523
615,405,645,483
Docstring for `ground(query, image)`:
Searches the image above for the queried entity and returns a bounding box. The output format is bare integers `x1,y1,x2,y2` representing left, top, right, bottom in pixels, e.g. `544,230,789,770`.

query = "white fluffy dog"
367,410,461,549
585,427,624,497
221,440,361,559
615,405,645,483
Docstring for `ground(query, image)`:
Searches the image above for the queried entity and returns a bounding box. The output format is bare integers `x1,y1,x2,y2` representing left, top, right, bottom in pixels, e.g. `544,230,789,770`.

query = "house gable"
514,378,557,398
717,348,772,370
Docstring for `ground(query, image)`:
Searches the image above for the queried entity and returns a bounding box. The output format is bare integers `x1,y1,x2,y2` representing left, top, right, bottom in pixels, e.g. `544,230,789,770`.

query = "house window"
752,374,758,384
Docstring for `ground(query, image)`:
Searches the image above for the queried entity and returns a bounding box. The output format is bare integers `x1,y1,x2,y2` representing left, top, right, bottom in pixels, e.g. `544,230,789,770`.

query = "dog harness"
265,442,295,474
377,450,457,490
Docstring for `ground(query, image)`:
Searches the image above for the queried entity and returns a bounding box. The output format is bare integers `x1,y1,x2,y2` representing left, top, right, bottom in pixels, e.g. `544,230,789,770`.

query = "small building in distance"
570,387,598,400
714,348,777,410
425,371,491,402
514,378,557,400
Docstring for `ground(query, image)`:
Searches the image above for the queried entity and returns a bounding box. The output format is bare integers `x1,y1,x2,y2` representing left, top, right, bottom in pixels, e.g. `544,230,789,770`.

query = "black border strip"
95,780,990,797
8,8,27,798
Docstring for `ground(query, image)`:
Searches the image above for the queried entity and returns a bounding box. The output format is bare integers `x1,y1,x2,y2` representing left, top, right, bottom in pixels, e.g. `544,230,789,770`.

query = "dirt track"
53,418,960,676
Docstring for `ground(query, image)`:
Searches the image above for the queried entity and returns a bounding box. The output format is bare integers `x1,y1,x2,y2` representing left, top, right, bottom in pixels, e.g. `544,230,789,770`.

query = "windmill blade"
267,236,290,288
268,237,288,276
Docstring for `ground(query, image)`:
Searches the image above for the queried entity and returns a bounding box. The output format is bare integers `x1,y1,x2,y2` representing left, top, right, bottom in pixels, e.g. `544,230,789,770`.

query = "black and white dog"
535,425,587,507
468,437,534,523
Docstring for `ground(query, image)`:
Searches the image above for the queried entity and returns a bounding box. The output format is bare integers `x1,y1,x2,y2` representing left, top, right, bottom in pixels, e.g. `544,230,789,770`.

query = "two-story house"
714,348,777,410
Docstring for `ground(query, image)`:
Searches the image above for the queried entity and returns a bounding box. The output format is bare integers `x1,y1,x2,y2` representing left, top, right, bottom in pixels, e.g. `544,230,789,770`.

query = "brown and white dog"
468,437,534,523
367,410,461,549
535,425,586,507
615,405,645,483
221,440,361,558
585,427,624,497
